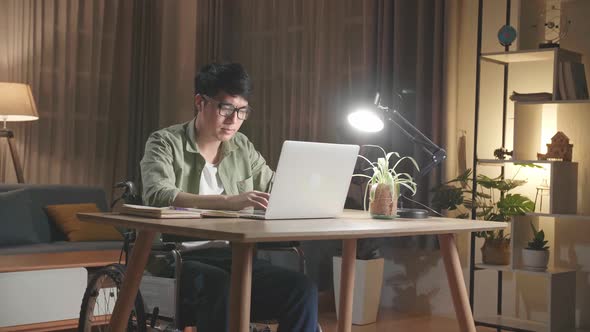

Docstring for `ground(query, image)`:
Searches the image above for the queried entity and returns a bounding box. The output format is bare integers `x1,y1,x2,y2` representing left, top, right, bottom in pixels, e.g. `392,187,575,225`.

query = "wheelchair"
78,181,314,332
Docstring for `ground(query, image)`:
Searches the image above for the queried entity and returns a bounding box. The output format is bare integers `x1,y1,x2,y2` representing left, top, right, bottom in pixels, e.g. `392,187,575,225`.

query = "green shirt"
140,118,274,207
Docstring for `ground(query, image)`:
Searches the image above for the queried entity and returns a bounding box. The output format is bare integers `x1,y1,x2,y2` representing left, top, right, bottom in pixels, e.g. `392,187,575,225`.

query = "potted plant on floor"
333,238,384,325
353,145,419,219
522,222,550,271
431,166,536,265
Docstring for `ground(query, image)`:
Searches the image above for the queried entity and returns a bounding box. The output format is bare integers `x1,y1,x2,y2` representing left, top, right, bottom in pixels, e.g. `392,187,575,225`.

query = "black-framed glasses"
202,95,253,120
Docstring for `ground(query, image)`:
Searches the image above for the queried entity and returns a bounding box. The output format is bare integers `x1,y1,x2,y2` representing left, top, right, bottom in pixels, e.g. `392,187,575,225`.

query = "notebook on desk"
239,140,359,220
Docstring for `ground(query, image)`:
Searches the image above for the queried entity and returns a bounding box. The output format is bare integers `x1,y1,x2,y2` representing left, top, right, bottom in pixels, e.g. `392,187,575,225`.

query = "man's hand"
227,191,270,210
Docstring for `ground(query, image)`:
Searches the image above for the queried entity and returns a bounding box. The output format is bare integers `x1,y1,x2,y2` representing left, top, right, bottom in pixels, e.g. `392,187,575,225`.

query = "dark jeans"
177,248,319,332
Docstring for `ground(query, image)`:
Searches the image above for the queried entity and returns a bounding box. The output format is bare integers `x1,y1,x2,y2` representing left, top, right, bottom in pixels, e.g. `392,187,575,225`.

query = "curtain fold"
126,0,163,186
0,0,133,200
195,0,224,67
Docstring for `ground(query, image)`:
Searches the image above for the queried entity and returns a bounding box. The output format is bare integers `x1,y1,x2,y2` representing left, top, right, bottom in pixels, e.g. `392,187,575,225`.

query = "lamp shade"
0,82,39,122
347,108,384,133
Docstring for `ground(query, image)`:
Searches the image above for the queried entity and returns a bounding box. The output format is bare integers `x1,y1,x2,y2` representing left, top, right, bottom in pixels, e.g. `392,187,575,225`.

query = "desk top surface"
78,211,506,243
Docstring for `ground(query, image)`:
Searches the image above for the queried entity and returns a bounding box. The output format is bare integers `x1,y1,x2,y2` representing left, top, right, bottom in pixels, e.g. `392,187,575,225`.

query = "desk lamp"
348,92,446,218
0,82,39,183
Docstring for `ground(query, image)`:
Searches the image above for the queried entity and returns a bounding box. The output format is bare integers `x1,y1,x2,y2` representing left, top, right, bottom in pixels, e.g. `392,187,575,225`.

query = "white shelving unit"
472,45,587,331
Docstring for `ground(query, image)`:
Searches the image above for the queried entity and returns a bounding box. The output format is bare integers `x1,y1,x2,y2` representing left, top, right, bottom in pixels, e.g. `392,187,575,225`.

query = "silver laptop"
240,140,360,220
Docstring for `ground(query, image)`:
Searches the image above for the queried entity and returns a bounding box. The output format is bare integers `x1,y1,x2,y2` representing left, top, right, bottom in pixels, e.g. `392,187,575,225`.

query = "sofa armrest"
0,250,123,273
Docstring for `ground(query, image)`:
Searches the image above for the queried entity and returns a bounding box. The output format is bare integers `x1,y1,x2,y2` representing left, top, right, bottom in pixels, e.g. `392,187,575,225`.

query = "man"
140,63,319,331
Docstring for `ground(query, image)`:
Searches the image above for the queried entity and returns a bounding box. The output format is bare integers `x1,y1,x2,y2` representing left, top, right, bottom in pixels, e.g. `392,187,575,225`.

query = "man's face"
194,91,248,142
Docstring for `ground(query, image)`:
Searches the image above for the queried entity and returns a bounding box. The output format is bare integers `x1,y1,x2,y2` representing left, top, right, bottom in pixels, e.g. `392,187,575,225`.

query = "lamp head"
0,83,39,123
347,108,384,133
348,92,386,133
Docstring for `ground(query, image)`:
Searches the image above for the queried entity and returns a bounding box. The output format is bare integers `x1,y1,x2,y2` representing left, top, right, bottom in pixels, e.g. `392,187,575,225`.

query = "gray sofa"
0,184,123,255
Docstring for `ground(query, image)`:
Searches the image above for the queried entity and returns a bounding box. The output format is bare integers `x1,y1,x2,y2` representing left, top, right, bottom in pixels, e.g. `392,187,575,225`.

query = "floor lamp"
0,82,39,183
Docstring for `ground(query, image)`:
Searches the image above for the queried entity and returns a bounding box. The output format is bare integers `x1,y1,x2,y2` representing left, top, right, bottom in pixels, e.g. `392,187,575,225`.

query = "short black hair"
194,63,252,98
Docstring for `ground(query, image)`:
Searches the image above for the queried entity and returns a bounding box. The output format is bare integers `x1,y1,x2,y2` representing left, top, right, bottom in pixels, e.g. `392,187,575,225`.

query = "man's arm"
140,132,181,207
172,191,270,211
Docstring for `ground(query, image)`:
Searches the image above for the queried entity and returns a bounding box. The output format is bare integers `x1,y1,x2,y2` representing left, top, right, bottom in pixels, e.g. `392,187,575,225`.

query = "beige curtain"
223,0,381,168
0,0,133,199
223,0,444,200
126,0,163,185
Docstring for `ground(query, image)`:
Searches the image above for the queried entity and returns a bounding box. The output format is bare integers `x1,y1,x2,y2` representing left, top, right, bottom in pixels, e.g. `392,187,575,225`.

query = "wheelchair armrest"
151,242,180,251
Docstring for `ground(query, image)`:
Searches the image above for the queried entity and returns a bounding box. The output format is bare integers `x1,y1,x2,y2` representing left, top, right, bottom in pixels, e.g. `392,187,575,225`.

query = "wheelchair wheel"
78,264,146,332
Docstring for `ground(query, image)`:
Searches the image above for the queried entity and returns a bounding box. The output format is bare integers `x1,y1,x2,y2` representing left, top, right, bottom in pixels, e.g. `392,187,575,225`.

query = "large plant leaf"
476,174,526,193
515,162,544,169
497,194,535,216
431,186,464,210
476,191,492,199
476,174,500,189
495,179,527,192
456,169,472,184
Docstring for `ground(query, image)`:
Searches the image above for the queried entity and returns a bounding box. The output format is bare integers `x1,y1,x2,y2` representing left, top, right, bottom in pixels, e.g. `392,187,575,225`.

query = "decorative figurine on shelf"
537,131,573,161
531,4,572,49
497,25,517,47
494,147,513,160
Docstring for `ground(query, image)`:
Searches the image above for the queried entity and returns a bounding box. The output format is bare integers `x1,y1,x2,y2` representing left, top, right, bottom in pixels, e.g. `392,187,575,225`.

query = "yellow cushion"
45,203,123,241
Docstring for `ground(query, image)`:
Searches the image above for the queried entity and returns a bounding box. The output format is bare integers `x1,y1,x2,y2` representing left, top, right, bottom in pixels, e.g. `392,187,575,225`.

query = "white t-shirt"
186,162,228,250
199,163,225,195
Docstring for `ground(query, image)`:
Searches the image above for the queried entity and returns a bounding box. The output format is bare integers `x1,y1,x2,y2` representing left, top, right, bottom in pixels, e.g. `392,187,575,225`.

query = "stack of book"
558,61,589,100
509,91,553,102
120,204,241,219
120,204,202,219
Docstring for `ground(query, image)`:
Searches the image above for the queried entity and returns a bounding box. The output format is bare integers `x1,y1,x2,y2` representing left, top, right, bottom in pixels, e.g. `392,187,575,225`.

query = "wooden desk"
78,211,507,332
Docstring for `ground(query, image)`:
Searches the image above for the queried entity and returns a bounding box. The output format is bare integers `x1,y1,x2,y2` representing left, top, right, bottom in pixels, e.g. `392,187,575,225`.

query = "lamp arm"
379,104,447,177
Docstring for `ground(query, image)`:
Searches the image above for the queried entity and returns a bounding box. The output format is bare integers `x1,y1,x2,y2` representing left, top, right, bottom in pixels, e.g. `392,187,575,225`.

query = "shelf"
475,315,546,332
514,99,590,105
476,315,588,332
475,263,576,276
524,213,590,221
480,48,581,64
474,263,511,272
477,159,559,165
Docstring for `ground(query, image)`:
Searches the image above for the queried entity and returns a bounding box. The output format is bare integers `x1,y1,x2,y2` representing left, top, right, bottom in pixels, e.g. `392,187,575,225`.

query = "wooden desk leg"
229,242,254,332
438,233,476,332
109,230,156,331
337,239,357,332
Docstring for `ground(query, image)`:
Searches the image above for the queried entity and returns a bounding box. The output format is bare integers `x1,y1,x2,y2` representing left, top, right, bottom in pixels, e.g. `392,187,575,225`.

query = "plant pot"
522,248,549,271
369,183,398,219
481,238,510,265
332,256,384,325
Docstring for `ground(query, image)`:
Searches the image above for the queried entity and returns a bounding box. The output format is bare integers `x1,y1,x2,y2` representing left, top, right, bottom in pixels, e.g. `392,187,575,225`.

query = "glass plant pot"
368,183,398,219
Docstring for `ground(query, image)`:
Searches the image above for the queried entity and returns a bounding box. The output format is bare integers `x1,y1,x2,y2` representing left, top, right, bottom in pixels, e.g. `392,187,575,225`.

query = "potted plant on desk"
522,222,550,271
353,145,419,219
332,238,384,325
